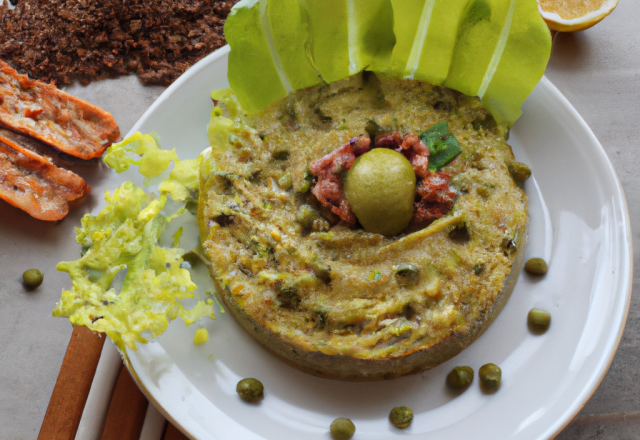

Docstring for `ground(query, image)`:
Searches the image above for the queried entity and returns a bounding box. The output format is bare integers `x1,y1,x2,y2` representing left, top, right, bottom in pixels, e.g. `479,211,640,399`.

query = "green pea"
344,149,416,236
330,418,355,440
508,162,532,183
528,308,551,333
389,406,413,429
22,269,43,289
236,378,264,402
479,363,502,393
296,204,319,228
272,150,290,160
476,185,490,198
278,284,300,309
447,366,474,389
311,259,331,283
278,172,293,189
312,218,330,232
524,258,548,275
299,169,313,193
395,264,419,286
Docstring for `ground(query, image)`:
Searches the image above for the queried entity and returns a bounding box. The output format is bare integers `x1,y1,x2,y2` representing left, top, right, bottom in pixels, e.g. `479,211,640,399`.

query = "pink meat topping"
310,131,455,229
310,135,371,225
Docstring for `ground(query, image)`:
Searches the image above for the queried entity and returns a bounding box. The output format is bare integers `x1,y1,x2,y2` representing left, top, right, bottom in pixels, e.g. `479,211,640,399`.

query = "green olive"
22,269,43,289
330,418,355,440
395,263,420,286
447,366,474,389
389,406,413,429
344,149,416,236
236,378,264,402
479,363,502,393
524,258,548,275
528,308,551,333
508,162,532,183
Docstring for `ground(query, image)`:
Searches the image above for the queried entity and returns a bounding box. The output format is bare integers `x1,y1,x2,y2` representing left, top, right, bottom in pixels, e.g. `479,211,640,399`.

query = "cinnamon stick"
164,422,190,440
100,363,149,440
38,326,106,440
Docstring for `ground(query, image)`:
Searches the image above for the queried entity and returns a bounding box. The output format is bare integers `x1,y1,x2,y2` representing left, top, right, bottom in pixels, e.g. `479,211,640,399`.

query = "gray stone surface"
556,413,640,440
1,2,639,439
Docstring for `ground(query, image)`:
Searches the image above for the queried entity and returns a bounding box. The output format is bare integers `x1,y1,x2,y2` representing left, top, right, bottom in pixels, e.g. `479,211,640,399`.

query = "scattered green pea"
295,204,319,228
476,185,490,198
299,169,313,193
278,172,293,189
311,218,331,233
389,406,413,429
330,418,355,440
395,264,420,286
508,162,532,183
528,308,551,333
447,366,474,389
479,363,502,393
524,258,548,275
272,150,290,160
22,269,43,289
236,378,264,402
310,259,331,283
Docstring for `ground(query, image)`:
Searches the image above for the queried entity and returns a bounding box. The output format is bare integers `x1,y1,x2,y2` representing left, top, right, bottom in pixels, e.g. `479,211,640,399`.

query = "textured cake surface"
199,73,528,380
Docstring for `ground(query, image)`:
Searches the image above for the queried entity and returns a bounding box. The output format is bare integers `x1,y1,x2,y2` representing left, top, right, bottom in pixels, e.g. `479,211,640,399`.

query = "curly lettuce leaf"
54,134,212,351
443,0,515,98
480,0,553,124
225,0,395,112
207,88,254,151
386,0,469,84
225,0,551,127
299,0,395,82
226,0,289,114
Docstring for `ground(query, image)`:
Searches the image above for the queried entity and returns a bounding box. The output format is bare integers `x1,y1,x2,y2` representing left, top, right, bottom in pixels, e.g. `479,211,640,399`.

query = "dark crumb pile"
0,0,238,86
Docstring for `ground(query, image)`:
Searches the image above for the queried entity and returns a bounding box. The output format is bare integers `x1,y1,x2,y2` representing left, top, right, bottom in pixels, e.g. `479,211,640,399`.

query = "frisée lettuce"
53,133,214,351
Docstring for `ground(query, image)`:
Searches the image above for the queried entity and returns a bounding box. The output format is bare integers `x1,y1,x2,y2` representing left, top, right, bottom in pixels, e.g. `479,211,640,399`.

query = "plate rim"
120,46,634,440
531,76,634,440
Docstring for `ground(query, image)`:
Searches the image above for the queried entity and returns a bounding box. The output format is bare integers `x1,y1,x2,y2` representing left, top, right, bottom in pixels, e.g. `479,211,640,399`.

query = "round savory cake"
198,72,528,381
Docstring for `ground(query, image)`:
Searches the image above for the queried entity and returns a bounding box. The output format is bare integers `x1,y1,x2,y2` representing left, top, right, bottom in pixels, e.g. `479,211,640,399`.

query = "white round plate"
120,46,632,440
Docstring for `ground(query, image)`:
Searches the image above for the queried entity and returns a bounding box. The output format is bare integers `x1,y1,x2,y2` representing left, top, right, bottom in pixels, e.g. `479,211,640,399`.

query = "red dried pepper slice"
0,60,120,160
413,171,455,224
0,134,90,221
375,131,430,178
310,135,371,225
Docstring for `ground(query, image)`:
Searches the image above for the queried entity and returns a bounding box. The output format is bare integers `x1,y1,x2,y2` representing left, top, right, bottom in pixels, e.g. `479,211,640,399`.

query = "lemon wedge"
538,0,619,32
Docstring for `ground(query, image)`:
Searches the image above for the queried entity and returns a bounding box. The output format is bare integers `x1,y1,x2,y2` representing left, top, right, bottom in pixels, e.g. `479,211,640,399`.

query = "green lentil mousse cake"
198,73,527,381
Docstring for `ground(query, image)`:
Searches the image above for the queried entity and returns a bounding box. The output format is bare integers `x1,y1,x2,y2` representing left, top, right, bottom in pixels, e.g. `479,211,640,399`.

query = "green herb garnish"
419,122,462,171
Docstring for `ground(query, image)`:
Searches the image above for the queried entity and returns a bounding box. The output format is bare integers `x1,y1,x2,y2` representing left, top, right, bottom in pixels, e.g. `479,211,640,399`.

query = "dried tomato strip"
310,135,370,225
0,133,89,221
413,171,455,224
0,60,120,160
311,173,355,225
375,131,430,178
